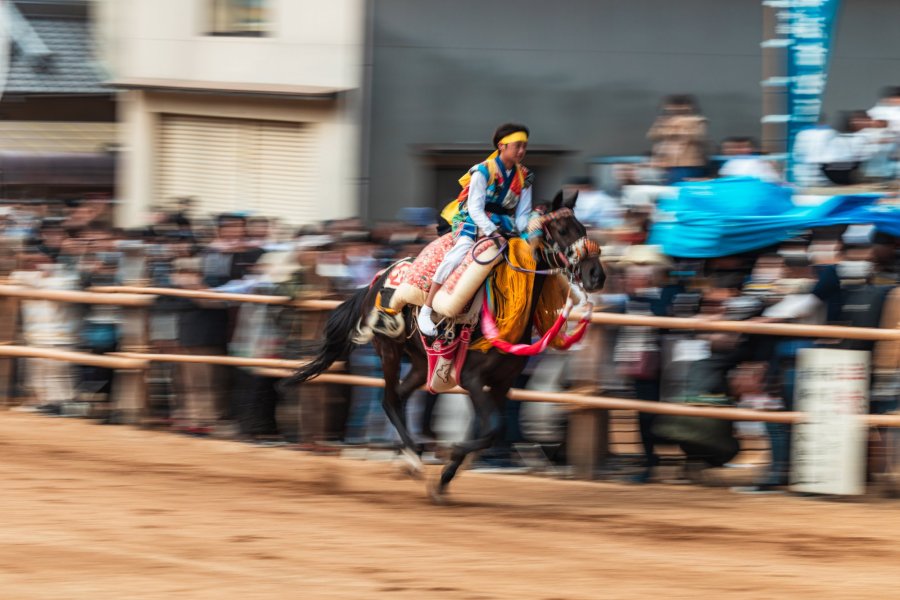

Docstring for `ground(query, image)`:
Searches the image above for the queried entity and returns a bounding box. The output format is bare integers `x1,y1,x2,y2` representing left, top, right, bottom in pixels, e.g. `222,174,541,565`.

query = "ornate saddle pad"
389,233,502,318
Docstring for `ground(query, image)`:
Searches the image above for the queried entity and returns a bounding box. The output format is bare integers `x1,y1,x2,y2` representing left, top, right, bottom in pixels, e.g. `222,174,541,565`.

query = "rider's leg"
417,235,474,336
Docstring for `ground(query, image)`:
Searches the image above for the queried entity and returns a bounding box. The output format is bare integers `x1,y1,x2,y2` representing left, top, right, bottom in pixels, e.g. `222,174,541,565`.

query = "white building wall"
112,0,363,93
101,0,364,227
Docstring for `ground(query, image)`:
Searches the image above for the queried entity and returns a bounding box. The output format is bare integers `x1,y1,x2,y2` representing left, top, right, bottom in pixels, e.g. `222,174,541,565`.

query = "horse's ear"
551,190,565,212
551,189,579,211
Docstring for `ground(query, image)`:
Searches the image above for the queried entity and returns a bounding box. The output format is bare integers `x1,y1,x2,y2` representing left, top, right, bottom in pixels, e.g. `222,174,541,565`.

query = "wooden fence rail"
0,285,155,307
583,311,900,341
0,345,147,370
88,284,898,340
1,283,897,480
111,351,345,372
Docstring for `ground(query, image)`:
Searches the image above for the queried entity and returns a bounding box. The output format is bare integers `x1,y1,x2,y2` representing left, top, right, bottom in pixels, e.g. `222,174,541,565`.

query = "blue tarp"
648,178,900,258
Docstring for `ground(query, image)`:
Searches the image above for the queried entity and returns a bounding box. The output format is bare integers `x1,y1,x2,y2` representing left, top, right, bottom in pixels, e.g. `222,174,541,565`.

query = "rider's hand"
491,235,505,249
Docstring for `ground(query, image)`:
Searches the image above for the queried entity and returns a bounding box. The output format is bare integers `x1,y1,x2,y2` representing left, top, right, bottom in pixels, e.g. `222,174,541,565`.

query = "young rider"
417,123,533,336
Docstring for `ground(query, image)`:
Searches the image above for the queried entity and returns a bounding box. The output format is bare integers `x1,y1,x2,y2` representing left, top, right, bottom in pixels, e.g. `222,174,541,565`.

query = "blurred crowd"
0,90,898,493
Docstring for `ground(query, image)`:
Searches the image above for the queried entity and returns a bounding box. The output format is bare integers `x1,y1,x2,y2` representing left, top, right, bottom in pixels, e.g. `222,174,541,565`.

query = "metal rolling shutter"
157,114,317,225
157,115,243,216
250,120,318,225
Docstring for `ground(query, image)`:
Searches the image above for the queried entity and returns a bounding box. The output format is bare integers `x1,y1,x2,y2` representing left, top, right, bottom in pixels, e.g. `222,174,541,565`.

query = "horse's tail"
282,285,371,387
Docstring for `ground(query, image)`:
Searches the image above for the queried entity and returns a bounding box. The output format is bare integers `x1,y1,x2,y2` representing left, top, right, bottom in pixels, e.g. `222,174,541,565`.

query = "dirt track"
2,412,900,599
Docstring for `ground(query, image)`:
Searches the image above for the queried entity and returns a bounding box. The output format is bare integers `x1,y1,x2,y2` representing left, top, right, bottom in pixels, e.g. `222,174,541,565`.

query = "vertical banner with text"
775,0,841,181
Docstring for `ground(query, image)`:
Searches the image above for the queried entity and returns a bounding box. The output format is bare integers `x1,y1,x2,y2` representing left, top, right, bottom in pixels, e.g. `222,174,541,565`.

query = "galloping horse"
285,191,605,501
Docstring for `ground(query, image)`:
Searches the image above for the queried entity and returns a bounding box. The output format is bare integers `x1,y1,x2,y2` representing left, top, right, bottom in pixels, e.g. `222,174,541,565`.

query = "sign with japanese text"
791,348,869,495
771,0,841,181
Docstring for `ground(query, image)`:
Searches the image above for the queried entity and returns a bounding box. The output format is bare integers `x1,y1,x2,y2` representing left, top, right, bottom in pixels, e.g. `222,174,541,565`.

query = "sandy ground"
3,412,900,599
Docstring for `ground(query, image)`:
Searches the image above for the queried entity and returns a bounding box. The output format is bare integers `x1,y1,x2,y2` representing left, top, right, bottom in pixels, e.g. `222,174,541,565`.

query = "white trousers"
433,236,474,285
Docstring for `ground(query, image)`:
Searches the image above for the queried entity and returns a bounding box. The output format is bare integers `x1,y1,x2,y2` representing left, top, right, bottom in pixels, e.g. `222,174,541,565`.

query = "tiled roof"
4,16,110,95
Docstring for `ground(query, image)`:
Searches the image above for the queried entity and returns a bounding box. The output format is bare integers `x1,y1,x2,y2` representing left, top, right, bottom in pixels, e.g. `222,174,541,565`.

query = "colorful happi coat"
442,156,533,239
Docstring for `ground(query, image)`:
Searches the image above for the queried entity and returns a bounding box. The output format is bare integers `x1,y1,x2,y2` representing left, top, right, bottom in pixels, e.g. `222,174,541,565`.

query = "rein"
470,207,601,278
471,236,563,276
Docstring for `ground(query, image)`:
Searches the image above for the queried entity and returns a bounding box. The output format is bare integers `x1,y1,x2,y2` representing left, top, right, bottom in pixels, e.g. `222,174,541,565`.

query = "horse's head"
529,190,606,292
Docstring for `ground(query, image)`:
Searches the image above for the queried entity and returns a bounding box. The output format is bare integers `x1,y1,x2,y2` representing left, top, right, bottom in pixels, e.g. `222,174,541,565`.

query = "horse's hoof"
428,480,447,505
397,447,425,480
398,462,424,480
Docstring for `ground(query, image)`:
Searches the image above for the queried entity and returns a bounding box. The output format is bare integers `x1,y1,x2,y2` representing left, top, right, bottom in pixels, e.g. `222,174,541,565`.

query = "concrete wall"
824,0,900,122
366,0,900,222
367,0,764,221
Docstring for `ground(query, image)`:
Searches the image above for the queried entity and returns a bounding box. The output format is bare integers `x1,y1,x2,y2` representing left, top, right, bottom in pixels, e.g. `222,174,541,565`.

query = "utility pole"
760,1,789,157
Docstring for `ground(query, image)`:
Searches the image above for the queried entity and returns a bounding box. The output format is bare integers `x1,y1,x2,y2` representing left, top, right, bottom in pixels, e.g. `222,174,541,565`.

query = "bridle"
532,208,601,271
473,207,600,279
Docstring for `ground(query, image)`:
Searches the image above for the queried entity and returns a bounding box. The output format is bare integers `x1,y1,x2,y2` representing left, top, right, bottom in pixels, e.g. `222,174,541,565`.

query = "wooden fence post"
0,296,19,408
566,408,610,480
112,306,150,424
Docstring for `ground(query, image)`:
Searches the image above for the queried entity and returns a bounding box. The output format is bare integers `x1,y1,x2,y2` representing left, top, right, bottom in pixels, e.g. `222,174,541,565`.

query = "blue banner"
648,178,897,258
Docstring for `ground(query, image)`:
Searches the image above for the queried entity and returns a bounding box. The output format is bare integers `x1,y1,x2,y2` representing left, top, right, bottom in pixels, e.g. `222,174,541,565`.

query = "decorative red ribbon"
481,295,575,356
546,306,592,350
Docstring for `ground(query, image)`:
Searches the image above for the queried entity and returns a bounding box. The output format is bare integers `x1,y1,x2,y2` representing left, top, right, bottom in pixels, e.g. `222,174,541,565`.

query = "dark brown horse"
285,191,605,501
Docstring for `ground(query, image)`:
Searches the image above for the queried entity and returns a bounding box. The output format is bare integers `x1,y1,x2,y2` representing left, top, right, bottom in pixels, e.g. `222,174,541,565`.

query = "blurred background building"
1,0,899,224
364,0,900,220
0,0,115,202
94,0,364,227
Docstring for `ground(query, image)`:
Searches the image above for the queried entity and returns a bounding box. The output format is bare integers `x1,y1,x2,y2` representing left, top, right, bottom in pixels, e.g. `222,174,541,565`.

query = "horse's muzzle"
579,258,606,292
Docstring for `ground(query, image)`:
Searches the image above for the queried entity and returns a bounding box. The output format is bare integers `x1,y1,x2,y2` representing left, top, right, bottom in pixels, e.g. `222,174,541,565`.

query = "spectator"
820,111,891,185
717,137,781,183
202,213,265,288
868,85,900,136
872,231,898,285
729,362,785,494
792,116,837,187
169,257,230,435
34,218,68,262
228,250,306,442
11,258,80,414
613,245,678,483
656,289,761,479
246,216,271,249
564,176,624,229
836,241,893,355
733,252,823,493
647,94,709,184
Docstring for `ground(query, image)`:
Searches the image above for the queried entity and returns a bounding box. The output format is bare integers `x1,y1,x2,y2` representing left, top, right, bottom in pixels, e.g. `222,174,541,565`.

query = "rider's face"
498,141,527,166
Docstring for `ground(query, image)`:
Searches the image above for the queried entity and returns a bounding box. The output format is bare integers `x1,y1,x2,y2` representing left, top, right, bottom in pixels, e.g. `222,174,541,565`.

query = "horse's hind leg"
374,337,427,478
432,366,500,501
